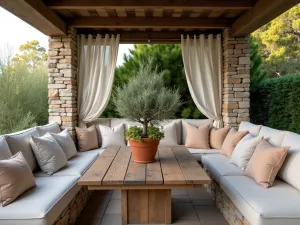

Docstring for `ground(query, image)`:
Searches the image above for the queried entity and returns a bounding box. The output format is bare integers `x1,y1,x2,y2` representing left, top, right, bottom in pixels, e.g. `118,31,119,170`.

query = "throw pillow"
184,122,210,149
30,135,68,175
210,127,230,150
76,125,99,152
221,128,248,157
0,152,36,206
0,136,12,160
48,129,77,160
245,139,290,188
230,134,263,170
98,124,126,148
159,122,178,146
36,123,61,136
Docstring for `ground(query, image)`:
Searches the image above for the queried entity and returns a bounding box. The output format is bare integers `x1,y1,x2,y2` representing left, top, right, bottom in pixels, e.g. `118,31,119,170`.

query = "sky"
0,7,133,66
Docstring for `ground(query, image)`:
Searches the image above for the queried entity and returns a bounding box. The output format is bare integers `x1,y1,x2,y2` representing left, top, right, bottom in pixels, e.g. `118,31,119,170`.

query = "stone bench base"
53,187,92,225
204,170,251,225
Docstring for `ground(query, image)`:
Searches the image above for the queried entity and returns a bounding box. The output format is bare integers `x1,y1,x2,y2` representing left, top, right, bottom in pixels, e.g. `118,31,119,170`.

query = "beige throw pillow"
0,152,36,206
210,127,230,150
245,139,290,188
30,135,68,175
184,122,210,149
221,128,248,157
76,125,99,152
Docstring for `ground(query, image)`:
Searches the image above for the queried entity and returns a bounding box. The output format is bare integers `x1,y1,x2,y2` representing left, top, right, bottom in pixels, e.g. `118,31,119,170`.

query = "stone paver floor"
76,187,228,225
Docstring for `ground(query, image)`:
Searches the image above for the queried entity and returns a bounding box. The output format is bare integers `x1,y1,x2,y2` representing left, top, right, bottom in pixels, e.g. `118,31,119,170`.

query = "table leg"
122,189,171,224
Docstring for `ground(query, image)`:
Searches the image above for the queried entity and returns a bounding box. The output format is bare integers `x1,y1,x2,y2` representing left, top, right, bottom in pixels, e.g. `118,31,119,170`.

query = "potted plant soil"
113,58,181,163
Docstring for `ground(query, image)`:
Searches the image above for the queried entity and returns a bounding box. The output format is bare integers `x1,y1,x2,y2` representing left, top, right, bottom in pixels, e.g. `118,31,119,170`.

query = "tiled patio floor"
76,187,228,225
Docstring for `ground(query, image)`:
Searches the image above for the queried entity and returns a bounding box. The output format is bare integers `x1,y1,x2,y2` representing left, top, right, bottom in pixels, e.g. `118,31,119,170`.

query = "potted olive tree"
113,58,181,163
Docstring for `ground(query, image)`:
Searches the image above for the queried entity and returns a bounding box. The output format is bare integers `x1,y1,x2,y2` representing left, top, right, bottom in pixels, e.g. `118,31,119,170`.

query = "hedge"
250,74,300,134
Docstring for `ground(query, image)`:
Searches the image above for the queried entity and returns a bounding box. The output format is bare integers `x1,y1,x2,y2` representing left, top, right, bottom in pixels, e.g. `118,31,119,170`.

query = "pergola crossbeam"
45,0,256,10
231,0,300,36
0,0,67,36
69,17,234,29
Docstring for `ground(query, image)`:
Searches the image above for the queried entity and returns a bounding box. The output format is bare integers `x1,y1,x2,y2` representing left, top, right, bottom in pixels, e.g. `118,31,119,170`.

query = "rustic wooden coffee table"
78,146,211,225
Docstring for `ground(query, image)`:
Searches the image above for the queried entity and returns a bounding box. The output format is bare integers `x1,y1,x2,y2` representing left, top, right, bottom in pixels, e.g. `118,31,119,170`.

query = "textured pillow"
184,122,210,149
245,139,290,188
76,125,99,152
230,134,263,170
221,128,248,157
5,128,39,172
159,122,178,146
36,123,61,136
99,124,126,148
30,135,68,175
48,129,77,159
210,127,230,150
0,152,36,206
238,122,262,136
0,136,12,160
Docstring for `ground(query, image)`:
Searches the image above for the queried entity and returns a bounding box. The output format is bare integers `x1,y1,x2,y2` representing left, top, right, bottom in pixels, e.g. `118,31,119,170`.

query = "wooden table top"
78,145,211,188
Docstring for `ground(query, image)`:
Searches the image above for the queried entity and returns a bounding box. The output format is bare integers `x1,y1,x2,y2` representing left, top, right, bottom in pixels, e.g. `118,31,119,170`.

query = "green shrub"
250,74,300,133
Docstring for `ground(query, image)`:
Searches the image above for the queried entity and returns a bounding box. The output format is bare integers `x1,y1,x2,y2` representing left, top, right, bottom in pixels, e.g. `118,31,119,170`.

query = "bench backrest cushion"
5,128,39,172
0,136,12,160
87,118,111,128
278,131,300,191
182,119,213,145
238,121,262,136
258,126,287,146
36,123,61,136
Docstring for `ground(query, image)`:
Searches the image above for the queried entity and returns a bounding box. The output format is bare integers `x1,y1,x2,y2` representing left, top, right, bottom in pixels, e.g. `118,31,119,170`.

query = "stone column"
48,28,78,138
222,29,250,128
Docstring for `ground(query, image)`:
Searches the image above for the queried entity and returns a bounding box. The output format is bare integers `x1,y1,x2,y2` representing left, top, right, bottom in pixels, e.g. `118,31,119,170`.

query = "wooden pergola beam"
69,17,234,29
0,0,67,36
45,0,256,10
231,0,300,36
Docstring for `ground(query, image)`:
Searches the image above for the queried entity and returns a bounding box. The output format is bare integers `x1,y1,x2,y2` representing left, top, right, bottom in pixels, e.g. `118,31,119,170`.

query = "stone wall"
222,29,250,128
48,28,78,138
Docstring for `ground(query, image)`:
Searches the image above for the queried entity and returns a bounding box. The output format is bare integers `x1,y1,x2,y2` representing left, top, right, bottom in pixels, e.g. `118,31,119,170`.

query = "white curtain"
78,34,120,127
181,34,223,128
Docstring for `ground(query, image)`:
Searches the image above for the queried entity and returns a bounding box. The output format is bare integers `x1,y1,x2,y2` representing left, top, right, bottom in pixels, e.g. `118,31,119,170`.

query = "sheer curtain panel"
181,34,223,128
78,34,120,127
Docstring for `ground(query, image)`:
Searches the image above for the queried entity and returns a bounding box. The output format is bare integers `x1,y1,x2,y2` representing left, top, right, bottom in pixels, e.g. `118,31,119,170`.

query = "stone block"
49,100,65,105
49,42,63,49
57,63,72,69
59,89,76,97
239,101,250,109
49,116,61,124
48,84,66,89
235,92,250,98
223,103,239,109
48,50,58,56
49,108,65,113
224,78,241,84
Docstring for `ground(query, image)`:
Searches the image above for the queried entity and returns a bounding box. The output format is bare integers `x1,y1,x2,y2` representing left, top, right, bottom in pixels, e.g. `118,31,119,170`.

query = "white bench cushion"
221,176,300,225
238,121,262,136
34,148,104,177
278,131,300,191
36,123,61,136
187,148,220,161
0,176,79,225
201,154,244,183
0,136,12,160
258,126,286,146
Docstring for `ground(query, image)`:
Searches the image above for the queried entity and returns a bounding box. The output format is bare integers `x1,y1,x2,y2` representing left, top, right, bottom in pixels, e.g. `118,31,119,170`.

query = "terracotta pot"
129,138,160,163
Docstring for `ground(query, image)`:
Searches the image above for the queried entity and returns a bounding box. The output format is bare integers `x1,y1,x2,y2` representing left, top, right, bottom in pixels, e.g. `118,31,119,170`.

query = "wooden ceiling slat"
45,0,256,10
96,9,109,17
69,17,234,29
115,9,127,17
77,9,91,16
182,10,193,18
105,9,117,17
172,9,183,17
135,9,145,17
153,8,163,17
88,9,99,17
163,9,174,17
208,10,224,18
125,9,136,17
145,9,153,17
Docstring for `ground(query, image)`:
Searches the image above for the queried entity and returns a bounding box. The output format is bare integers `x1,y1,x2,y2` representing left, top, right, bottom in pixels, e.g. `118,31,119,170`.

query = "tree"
0,40,48,134
252,5,300,77
102,44,205,119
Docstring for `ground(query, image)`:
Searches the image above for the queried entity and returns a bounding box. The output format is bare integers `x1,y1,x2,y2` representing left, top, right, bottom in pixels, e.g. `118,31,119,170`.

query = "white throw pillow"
98,124,126,148
48,129,77,160
230,134,263,170
159,122,178,146
30,135,68,175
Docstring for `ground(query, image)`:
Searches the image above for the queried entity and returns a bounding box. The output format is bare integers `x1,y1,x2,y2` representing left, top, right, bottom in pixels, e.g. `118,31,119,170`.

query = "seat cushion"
258,126,287,146
201,154,244,183
278,131,300,191
181,119,213,145
221,176,300,225
0,176,79,225
238,121,262,136
0,136,12,160
5,128,39,172
36,123,61,136
34,148,104,177
188,148,221,161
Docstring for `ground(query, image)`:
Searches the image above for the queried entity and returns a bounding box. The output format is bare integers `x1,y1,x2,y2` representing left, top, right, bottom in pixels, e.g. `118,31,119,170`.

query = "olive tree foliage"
0,41,48,134
113,58,182,136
